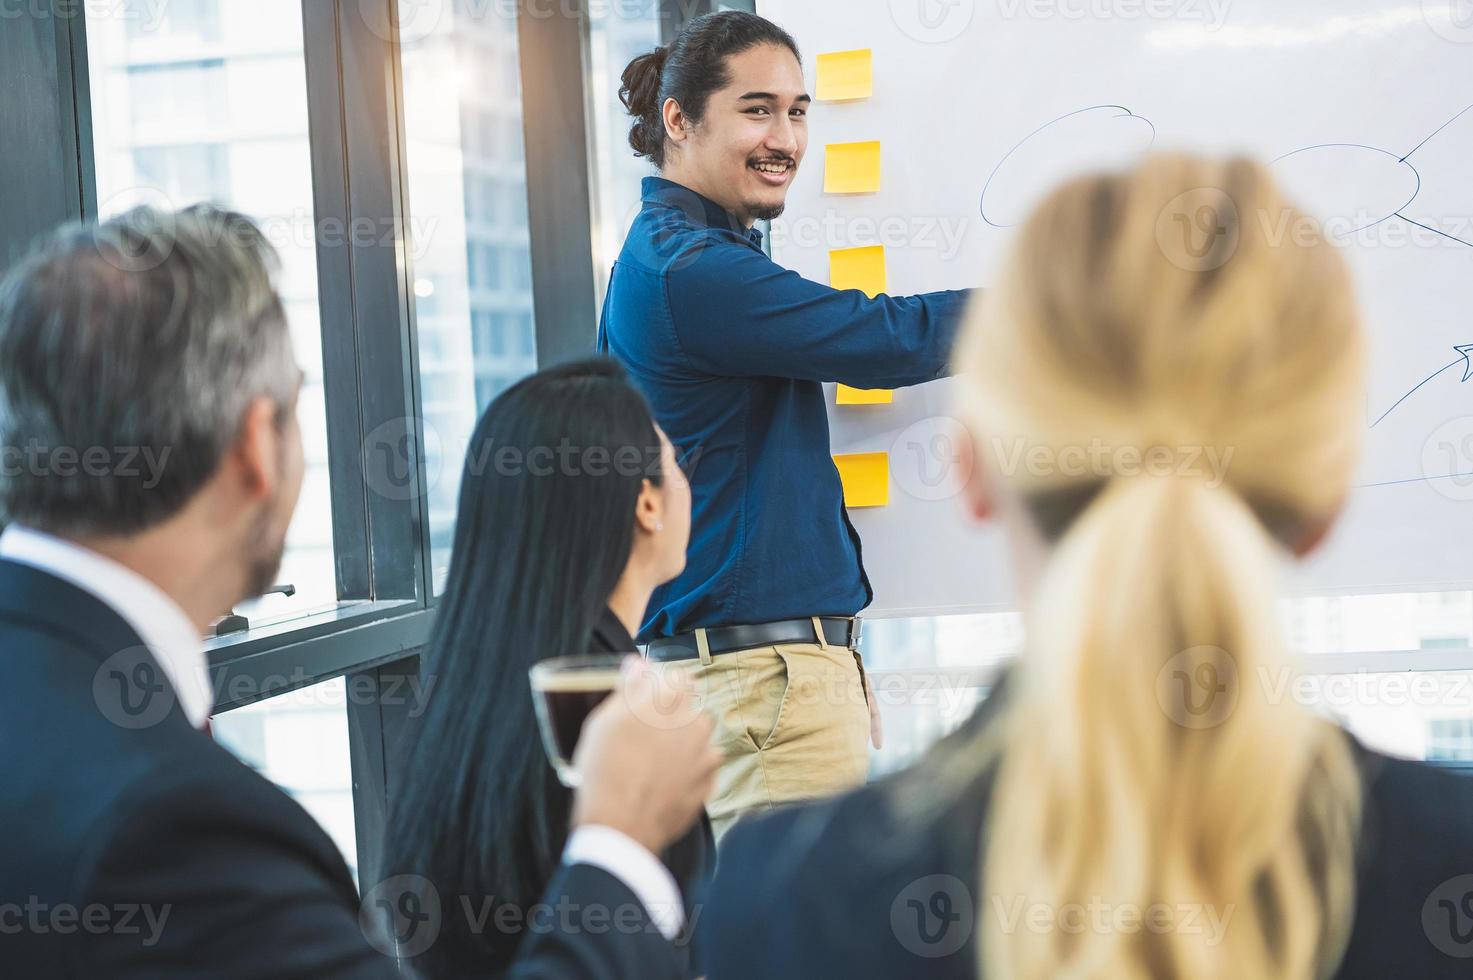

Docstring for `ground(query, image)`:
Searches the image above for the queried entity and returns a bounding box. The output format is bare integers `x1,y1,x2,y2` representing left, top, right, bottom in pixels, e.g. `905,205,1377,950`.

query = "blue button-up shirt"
599,177,971,641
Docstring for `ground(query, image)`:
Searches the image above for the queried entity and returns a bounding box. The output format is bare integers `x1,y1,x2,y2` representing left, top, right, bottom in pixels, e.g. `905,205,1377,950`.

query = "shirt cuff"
562,825,685,941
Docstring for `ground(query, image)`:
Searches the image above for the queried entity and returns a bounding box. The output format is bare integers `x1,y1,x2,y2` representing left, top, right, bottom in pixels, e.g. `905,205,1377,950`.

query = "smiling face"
661,43,810,227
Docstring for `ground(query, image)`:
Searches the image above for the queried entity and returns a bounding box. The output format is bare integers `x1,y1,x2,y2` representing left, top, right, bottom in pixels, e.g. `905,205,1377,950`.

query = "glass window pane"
399,3,540,593
586,5,661,302
211,677,359,880
1284,591,1473,653
861,597,1473,773
859,612,1019,776
85,0,337,622
1304,670,1473,762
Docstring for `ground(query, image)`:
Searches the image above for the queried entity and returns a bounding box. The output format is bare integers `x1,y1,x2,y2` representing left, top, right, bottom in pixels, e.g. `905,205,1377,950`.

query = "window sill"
208,600,434,711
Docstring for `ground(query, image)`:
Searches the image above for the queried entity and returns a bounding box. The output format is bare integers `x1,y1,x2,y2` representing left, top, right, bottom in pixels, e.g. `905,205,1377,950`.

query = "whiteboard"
759,0,1473,617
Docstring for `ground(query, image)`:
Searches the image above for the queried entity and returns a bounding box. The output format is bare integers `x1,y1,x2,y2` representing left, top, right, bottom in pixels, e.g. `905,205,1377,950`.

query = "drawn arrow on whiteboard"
1369,344,1473,429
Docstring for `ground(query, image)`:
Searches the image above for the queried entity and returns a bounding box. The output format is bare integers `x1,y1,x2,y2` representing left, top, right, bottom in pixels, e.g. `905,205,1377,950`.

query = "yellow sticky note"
816,49,873,102
825,141,882,194
837,385,893,405
834,452,890,508
829,245,887,298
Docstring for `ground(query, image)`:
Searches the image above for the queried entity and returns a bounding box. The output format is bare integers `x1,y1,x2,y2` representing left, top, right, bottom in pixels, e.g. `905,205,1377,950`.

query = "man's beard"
244,506,288,600
748,201,786,222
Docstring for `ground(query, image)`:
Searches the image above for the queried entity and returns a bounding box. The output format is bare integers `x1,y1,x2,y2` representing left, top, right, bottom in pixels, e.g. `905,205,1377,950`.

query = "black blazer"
0,559,687,979
697,675,1473,979
590,607,716,971
590,606,716,903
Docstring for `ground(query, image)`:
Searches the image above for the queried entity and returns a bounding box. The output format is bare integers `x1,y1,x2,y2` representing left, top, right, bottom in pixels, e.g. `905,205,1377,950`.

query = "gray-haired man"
0,206,716,978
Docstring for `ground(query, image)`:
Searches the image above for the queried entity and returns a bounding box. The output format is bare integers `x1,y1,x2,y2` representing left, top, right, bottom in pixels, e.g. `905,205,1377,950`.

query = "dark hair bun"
620,46,669,160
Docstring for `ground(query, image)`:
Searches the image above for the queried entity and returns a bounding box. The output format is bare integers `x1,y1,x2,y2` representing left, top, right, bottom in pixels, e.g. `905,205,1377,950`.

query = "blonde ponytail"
981,472,1358,979
919,155,1366,979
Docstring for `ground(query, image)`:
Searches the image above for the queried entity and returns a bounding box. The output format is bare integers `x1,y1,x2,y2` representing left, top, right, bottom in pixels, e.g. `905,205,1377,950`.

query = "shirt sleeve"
563,824,686,941
665,235,974,388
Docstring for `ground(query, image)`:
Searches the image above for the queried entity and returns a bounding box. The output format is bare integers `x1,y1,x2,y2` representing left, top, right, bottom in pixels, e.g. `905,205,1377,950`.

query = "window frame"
1,0,610,887
0,1,611,692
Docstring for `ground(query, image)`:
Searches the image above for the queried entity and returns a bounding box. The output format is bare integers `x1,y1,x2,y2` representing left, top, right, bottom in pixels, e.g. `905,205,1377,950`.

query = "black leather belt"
645,617,861,663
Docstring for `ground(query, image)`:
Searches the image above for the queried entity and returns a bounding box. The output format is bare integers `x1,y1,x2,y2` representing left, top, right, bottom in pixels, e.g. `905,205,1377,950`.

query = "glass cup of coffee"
529,654,627,788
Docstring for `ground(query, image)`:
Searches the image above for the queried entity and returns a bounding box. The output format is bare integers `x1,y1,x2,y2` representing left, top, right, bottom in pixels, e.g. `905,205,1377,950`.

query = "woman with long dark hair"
383,357,707,978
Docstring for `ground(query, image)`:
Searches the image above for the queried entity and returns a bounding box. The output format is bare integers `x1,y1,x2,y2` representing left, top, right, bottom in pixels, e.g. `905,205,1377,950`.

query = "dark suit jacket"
0,559,686,979
589,607,715,976
590,607,716,909
697,674,1473,979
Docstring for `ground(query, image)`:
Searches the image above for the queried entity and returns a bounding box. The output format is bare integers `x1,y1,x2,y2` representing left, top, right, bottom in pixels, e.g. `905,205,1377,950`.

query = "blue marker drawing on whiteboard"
1370,345,1473,429
978,105,1156,228
1269,143,1421,238
980,102,1471,248
1394,214,1473,250
1400,103,1473,163
1269,103,1472,248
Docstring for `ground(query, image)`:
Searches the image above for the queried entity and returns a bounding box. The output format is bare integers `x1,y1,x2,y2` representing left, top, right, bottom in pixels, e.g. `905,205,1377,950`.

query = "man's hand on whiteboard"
863,668,883,750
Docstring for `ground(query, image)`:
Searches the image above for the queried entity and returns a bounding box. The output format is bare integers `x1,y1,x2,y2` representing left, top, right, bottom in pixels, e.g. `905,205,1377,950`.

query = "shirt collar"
0,525,213,728
640,176,766,247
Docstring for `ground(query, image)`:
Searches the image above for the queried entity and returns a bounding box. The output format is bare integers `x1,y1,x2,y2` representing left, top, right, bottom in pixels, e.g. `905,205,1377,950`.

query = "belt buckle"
848,616,864,651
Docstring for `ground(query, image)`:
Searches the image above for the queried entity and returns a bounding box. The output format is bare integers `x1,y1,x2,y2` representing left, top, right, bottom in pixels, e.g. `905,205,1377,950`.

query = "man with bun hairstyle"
598,10,974,839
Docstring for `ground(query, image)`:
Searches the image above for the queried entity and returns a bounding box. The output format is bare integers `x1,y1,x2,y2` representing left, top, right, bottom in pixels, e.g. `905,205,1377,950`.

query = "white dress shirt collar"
0,525,213,728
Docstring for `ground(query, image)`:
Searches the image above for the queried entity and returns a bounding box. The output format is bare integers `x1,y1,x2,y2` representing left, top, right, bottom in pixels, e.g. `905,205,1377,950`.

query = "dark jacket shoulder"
0,560,381,978
700,690,1473,980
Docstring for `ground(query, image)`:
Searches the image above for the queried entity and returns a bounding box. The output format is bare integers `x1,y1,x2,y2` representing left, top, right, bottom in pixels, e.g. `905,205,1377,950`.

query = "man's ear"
663,97,688,144
233,396,282,501
958,429,996,523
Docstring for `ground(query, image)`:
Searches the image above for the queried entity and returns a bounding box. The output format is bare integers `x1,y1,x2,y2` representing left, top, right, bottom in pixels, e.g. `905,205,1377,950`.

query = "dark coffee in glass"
529,655,625,787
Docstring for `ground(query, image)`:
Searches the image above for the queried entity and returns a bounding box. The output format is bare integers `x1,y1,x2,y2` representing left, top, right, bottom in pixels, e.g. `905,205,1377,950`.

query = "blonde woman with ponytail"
699,154,1473,980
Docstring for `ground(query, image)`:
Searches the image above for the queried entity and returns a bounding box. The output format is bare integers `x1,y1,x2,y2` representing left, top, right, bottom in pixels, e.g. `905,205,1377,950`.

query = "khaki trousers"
668,633,872,841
